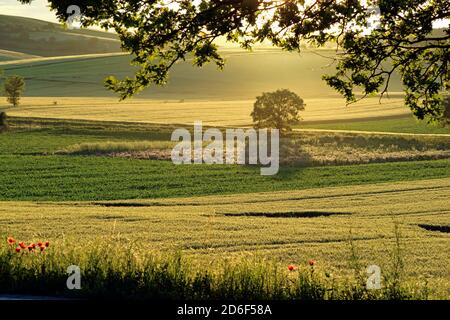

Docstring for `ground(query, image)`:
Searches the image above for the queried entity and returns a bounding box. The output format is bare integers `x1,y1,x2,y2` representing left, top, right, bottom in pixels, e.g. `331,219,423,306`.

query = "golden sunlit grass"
1,178,449,297
3,96,409,126
56,140,176,155
52,129,450,165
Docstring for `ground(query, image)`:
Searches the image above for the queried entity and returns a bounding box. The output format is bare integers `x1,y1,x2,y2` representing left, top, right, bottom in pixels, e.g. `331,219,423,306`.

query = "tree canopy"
19,0,449,121
251,89,305,132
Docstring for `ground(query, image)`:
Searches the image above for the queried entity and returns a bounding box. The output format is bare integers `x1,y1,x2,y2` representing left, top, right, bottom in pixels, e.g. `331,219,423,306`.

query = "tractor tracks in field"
185,235,391,253
122,182,450,208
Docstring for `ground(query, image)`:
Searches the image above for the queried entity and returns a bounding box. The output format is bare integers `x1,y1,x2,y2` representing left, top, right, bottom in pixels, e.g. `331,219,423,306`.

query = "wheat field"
1,178,449,296
2,96,409,126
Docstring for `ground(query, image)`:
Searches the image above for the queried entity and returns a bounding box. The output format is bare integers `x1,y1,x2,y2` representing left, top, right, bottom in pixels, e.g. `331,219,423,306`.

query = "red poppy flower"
19,242,26,249
27,245,34,251
15,247,21,253
37,241,43,247
40,246,45,252
288,265,295,271
308,259,316,266
45,241,49,247
7,237,16,245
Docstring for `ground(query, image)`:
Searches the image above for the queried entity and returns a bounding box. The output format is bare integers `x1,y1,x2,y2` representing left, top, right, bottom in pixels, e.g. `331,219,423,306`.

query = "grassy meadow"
0,14,449,300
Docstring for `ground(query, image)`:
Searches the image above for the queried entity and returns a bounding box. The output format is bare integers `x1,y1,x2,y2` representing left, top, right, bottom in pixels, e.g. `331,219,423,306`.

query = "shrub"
4,75,25,107
0,112,7,132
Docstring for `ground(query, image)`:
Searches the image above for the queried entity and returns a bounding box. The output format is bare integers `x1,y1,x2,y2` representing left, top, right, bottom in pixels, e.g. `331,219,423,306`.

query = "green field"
302,116,450,134
1,118,449,201
3,154,450,201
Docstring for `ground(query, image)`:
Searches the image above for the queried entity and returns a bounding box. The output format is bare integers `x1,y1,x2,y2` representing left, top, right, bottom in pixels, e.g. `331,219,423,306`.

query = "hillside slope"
0,50,404,99
0,14,121,57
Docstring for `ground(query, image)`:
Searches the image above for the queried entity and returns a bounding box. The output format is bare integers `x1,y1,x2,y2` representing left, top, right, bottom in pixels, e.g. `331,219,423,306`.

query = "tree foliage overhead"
19,0,449,121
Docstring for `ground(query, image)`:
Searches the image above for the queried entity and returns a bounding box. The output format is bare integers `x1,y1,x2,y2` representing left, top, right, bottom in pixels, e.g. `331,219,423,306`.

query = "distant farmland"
2,37,445,134
0,48,403,100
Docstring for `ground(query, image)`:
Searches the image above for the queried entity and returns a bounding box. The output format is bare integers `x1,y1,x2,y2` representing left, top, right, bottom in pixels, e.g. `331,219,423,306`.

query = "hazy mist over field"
0,0,56,22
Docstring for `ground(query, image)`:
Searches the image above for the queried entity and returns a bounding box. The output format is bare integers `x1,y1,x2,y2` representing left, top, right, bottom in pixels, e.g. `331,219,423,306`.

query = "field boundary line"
293,128,450,137
0,52,128,67
0,49,42,59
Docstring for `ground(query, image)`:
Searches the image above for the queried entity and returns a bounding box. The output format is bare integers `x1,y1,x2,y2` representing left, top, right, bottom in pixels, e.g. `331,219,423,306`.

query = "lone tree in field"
4,76,25,107
19,0,449,121
251,89,305,133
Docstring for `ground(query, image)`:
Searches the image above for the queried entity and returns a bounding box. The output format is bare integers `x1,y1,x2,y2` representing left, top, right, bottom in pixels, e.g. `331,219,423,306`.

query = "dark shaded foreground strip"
0,300,447,319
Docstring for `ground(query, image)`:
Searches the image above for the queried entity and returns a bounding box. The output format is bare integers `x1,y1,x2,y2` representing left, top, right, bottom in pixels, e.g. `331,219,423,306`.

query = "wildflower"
308,259,316,266
19,242,26,249
45,241,49,247
37,241,43,247
40,245,45,252
288,265,295,271
7,237,16,245
27,245,34,252
15,247,21,253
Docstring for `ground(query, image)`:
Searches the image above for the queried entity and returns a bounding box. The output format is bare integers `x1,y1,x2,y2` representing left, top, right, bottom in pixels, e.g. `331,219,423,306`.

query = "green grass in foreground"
0,231,431,300
0,155,449,201
302,116,450,134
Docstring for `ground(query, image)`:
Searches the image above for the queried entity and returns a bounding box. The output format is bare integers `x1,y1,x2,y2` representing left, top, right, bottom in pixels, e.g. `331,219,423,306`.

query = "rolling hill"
0,14,121,57
0,49,404,100
0,14,406,101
